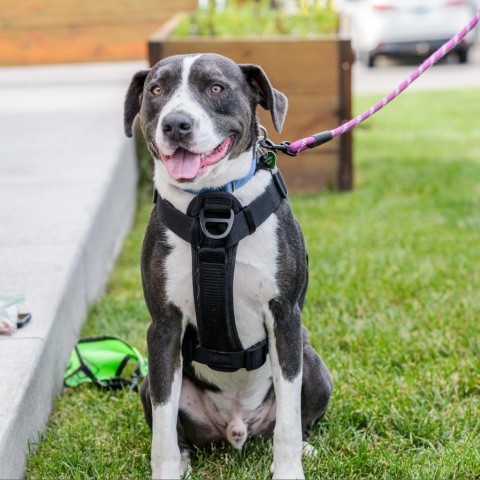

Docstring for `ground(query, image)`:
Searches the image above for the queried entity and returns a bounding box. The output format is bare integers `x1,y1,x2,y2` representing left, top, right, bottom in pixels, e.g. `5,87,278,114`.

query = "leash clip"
258,125,297,157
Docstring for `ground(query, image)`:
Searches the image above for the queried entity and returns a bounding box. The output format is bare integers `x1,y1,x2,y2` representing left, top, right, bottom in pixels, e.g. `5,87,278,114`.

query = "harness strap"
182,335,269,372
155,169,287,247
154,168,288,372
193,243,242,352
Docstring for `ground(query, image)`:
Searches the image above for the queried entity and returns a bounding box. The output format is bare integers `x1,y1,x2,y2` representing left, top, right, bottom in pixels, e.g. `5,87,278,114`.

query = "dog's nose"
162,112,193,140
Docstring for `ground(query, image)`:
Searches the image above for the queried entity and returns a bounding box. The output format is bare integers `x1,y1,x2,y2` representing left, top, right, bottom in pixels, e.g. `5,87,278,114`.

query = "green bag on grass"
64,336,148,391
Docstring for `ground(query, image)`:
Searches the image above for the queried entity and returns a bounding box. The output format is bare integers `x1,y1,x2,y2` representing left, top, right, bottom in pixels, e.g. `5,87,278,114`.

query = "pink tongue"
165,148,202,180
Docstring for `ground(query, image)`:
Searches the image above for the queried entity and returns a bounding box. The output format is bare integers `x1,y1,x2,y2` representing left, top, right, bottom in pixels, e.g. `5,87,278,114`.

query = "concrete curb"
0,61,145,479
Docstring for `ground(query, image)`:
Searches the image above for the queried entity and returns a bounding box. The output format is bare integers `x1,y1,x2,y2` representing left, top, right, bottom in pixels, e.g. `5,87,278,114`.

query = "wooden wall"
0,0,197,65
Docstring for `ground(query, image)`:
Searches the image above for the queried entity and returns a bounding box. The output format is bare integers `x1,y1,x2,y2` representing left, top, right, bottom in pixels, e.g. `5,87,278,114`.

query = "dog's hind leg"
301,332,333,441
140,376,153,430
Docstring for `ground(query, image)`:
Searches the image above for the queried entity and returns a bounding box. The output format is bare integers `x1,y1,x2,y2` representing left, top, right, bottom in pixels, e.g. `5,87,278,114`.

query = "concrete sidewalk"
0,60,146,479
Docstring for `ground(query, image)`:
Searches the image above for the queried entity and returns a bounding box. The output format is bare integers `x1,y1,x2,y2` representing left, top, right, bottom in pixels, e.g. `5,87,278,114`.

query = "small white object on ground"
0,295,24,336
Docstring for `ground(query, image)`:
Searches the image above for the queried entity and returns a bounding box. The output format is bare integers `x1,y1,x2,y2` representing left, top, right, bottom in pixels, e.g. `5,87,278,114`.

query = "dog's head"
124,53,287,190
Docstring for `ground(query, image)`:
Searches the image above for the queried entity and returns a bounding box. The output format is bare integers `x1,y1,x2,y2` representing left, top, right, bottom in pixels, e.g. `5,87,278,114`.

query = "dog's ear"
124,69,150,138
239,64,288,132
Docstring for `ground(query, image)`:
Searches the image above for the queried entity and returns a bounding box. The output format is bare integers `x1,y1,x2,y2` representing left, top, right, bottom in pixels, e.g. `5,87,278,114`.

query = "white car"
351,0,477,67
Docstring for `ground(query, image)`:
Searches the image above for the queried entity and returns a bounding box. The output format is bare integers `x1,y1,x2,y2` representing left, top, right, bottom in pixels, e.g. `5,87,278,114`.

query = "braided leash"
280,9,480,156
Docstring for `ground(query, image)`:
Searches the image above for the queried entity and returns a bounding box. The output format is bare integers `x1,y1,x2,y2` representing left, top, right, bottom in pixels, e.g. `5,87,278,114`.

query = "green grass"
26,88,480,479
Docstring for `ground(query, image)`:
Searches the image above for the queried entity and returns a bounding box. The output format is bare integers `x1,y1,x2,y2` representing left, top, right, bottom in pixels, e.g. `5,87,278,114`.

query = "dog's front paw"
152,460,181,480
151,458,191,480
270,462,305,480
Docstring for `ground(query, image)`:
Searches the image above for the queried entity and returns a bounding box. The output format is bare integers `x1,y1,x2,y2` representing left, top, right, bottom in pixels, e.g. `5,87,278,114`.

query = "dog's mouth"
160,136,234,182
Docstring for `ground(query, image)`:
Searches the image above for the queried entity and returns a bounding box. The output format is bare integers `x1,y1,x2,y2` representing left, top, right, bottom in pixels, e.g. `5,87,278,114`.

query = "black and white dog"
124,53,333,479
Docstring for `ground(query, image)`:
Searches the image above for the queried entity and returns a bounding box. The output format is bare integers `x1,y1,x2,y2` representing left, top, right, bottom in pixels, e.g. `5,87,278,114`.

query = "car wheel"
457,48,469,64
358,51,376,68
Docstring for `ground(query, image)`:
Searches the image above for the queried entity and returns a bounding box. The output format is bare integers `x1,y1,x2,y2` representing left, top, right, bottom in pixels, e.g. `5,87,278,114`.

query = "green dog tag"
260,151,276,169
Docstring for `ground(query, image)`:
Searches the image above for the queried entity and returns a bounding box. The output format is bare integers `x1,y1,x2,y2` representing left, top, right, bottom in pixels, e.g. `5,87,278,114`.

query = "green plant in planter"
171,0,339,38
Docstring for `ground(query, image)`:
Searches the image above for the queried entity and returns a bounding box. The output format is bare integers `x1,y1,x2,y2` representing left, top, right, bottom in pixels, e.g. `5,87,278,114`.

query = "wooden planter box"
148,14,354,192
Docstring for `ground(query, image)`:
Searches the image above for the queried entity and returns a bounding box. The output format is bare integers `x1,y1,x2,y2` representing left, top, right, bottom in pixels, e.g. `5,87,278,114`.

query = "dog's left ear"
239,64,288,133
124,69,150,138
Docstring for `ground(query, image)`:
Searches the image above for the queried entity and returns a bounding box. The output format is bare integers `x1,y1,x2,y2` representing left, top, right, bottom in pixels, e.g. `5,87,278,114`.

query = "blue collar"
184,156,257,195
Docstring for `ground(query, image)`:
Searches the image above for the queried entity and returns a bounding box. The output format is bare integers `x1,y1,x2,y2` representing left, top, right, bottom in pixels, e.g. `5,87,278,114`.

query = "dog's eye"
211,84,224,94
151,86,162,96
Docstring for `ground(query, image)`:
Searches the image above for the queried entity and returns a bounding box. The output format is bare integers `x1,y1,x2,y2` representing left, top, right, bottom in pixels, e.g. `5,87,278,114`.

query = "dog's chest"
164,212,279,349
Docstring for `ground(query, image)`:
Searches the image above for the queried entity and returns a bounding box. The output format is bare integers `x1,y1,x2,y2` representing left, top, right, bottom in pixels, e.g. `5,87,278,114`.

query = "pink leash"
279,9,480,156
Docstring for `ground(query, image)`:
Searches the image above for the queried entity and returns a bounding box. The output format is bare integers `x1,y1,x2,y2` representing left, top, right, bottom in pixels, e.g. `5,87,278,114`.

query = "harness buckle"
199,206,235,240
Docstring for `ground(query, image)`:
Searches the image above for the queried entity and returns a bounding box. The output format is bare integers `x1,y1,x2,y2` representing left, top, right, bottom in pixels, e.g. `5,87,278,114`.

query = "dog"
124,53,333,479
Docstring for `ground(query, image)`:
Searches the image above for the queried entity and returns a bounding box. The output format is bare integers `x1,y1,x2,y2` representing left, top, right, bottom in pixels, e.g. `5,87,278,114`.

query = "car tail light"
445,0,466,5
373,3,396,11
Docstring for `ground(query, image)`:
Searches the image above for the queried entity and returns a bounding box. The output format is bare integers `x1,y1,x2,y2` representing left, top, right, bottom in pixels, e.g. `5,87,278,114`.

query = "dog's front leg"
147,320,183,480
267,300,305,480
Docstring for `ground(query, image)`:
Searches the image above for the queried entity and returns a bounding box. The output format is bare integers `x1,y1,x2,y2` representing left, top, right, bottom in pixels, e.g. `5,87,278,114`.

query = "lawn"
27,88,480,479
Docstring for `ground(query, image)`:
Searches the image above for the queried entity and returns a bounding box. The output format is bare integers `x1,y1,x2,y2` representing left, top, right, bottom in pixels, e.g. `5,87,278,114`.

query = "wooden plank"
337,38,354,190
257,94,339,144
0,23,163,65
159,38,340,93
1,0,196,30
277,147,340,191
0,0,197,65
163,36,339,61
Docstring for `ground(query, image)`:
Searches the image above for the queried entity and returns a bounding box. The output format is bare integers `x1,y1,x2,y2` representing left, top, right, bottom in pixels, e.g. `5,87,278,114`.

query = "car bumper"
372,38,470,57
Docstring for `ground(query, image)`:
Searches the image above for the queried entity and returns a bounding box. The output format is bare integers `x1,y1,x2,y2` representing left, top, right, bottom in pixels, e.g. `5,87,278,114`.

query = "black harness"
154,166,288,373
